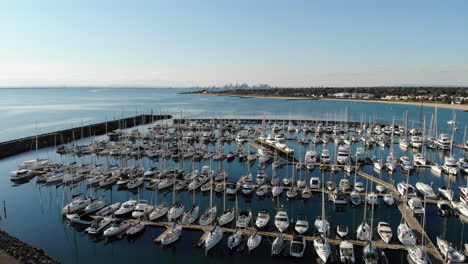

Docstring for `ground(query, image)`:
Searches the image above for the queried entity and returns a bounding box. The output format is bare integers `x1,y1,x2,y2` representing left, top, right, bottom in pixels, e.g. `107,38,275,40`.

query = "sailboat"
314,171,331,263
397,172,417,246
204,224,223,254
357,180,371,241
199,168,217,226
227,195,242,250
407,196,430,264
167,175,184,221
218,171,235,226
181,187,199,225
362,190,378,264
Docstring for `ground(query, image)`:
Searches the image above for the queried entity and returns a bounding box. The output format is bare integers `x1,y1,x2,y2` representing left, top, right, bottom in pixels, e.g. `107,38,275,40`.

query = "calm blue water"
0,88,466,264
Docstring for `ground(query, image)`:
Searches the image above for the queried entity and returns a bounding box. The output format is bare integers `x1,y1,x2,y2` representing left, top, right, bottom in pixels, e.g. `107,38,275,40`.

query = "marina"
1,99,467,264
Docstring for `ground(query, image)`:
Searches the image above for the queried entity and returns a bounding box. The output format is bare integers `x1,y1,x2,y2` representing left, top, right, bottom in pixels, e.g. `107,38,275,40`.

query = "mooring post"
3,200,6,219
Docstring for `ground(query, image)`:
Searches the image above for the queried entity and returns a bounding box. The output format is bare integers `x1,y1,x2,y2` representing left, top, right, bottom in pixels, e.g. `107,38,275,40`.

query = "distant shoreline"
189,92,468,111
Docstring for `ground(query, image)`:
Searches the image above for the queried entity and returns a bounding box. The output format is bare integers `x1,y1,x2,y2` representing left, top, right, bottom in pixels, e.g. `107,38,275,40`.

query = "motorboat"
10,169,35,181
289,235,306,257
294,218,309,234
309,177,320,189
376,184,386,193
236,209,252,228
377,222,392,243
400,156,414,171
354,181,365,192
397,182,417,198
274,208,289,233
339,178,350,191
255,210,270,229
408,197,424,214
242,179,255,195
431,163,442,174
413,153,427,165
453,201,468,218
225,183,239,195
339,240,355,263
386,155,398,171
161,223,182,245
333,189,348,205
85,217,112,235
65,214,91,225
321,149,331,164
436,237,465,263
103,219,130,237
286,186,298,198
132,201,154,219
337,225,349,238
114,199,138,217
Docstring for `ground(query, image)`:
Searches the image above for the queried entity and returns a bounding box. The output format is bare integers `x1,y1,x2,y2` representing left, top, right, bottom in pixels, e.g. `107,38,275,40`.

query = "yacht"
181,204,200,225
442,156,459,175
167,201,185,221
149,203,169,221
333,189,348,205
413,153,427,165
436,133,451,150
86,217,112,235
337,146,350,164
242,179,255,195
350,190,361,206
410,136,423,148
357,222,371,241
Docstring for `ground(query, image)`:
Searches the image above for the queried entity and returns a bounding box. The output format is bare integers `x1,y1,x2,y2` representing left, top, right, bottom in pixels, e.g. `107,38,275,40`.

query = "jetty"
0,114,171,159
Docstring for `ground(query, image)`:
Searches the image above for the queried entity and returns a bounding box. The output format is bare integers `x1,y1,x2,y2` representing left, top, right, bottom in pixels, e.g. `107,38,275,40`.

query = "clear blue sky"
1,0,467,87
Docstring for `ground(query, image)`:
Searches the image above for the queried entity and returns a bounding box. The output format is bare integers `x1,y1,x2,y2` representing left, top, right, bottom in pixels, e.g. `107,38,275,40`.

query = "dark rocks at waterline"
0,229,59,264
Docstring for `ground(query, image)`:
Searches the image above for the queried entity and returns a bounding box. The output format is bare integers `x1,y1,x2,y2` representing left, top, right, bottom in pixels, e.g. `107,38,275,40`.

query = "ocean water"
0,88,466,264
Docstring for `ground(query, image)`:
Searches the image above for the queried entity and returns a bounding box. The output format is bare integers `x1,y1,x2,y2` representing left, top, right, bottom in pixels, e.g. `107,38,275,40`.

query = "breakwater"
0,114,172,159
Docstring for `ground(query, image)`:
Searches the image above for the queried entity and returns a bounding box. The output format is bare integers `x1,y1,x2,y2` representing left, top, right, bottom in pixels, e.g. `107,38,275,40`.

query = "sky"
1,0,468,88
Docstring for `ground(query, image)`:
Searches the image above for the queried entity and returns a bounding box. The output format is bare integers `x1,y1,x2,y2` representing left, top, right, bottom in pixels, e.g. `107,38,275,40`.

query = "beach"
195,93,468,111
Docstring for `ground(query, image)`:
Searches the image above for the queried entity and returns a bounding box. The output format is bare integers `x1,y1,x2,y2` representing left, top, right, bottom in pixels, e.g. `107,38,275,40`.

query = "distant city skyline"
1,0,468,87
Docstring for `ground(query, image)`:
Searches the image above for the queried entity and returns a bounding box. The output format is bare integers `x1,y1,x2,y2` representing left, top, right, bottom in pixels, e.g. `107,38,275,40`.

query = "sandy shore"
195,93,468,111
